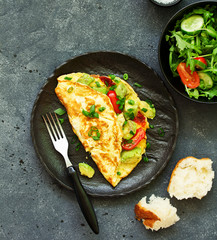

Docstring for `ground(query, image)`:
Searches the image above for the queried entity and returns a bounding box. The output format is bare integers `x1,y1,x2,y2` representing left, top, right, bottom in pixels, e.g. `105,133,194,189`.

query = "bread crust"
134,202,160,228
167,156,212,193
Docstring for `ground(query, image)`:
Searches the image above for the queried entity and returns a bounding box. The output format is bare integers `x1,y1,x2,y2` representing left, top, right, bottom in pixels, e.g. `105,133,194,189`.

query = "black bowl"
159,1,217,104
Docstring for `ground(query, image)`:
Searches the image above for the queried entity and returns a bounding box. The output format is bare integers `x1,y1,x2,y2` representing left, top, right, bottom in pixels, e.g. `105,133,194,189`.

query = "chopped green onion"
54,108,66,116
128,99,135,105
90,105,95,114
145,99,154,108
158,128,165,137
123,73,128,80
109,85,117,90
149,124,154,129
114,77,121,83
58,118,64,124
88,126,101,141
82,105,99,118
142,108,147,112
98,107,106,112
95,81,101,87
109,74,116,80
143,156,149,162
123,120,128,127
82,109,90,117
134,82,142,88
75,142,81,151
64,76,72,80
130,130,135,135
67,87,73,93
146,142,150,149
117,171,121,175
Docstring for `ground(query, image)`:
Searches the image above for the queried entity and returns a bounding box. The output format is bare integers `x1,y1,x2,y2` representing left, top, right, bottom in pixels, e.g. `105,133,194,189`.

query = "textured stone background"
0,0,216,239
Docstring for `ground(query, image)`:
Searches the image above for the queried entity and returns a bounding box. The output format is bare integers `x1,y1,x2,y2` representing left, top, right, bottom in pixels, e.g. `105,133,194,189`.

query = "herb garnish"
143,156,149,162
82,105,99,118
88,126,101,141
158,128,165,137
58,118,64,124
64,76,72,80
128,99,135,105
67,87,73,93
117,171,121,175
134,82,142,88
54,108,66,116
142,108,147,112
95,81,101,87
123,73,128,80
149,124,154,129
116,96,125,110
98,107,106,112
109,85,117,91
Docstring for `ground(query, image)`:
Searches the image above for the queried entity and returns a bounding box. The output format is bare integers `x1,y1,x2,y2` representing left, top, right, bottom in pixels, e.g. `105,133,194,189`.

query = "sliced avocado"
124,98,139,120
77,74,94,85
122,120,137,140
115,82,128,98
78,163,95,178
140,101,156,119
92,86,108,94
121,147,142,163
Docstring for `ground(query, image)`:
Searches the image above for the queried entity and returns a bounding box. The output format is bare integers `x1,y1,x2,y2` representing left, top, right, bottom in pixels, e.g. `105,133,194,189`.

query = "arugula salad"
166,5,217,100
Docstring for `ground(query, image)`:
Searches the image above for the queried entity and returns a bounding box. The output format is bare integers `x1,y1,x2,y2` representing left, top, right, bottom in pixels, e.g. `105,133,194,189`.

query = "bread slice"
168,156,214,200
135,195,179,231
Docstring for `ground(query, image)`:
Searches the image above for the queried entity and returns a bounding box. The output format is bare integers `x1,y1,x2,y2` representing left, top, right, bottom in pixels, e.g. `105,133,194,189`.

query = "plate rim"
30,51,179,197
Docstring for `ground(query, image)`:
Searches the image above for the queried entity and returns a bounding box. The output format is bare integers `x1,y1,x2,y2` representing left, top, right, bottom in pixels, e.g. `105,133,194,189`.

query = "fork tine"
49,112,62,139
45,113,59,140
42,115,56,143
54,113,67,138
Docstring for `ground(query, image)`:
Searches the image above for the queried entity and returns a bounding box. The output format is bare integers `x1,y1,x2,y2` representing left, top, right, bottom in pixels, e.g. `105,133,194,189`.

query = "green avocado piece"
92,86,108,94
77,74,95,85
124,98,139,120
115,83,128,98
121,147,142,163
79,163,95,178
140,101,156,119
122,120,137,140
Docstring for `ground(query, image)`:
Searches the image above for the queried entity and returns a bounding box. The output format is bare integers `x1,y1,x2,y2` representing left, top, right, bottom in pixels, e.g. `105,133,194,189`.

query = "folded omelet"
55,72,155,187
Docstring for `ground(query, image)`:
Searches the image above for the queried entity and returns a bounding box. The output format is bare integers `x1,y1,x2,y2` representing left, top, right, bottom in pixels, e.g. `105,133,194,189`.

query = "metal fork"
42,112,99,234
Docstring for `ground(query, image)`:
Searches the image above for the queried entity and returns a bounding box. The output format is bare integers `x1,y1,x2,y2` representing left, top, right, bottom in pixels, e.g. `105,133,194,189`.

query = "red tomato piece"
107,90,122,114
194,57,207,65
99,76,115,86
177,62,200,89
122,128,146,151
133,111,146,128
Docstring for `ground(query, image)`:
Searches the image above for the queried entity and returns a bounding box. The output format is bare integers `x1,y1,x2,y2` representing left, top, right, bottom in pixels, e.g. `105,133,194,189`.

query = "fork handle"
67,166,99,234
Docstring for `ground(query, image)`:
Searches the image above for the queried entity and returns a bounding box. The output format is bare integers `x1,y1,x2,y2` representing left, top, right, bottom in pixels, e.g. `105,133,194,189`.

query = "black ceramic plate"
31,52,178,197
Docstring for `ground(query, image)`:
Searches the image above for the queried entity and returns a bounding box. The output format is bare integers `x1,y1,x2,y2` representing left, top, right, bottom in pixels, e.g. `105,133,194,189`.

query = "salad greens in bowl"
159,1,217,103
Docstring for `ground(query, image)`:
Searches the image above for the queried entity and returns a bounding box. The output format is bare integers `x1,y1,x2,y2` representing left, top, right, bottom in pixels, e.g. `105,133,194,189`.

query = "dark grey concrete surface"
0,0,216,239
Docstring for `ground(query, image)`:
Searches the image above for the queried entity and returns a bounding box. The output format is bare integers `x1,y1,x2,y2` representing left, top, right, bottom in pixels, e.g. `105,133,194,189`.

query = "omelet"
55,73,155,187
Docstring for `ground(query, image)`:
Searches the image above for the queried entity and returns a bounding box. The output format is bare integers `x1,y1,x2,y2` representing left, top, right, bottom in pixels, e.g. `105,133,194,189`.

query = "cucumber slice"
181,15,204,35
194,59,207,70
198,72,213,90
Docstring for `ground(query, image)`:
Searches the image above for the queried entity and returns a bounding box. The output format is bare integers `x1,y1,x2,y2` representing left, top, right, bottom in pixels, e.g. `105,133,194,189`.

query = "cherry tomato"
133,111,147,128
177,62,200,89
107,90,122,114
99,76,115,86
122,128,146,151
194,57,207,66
